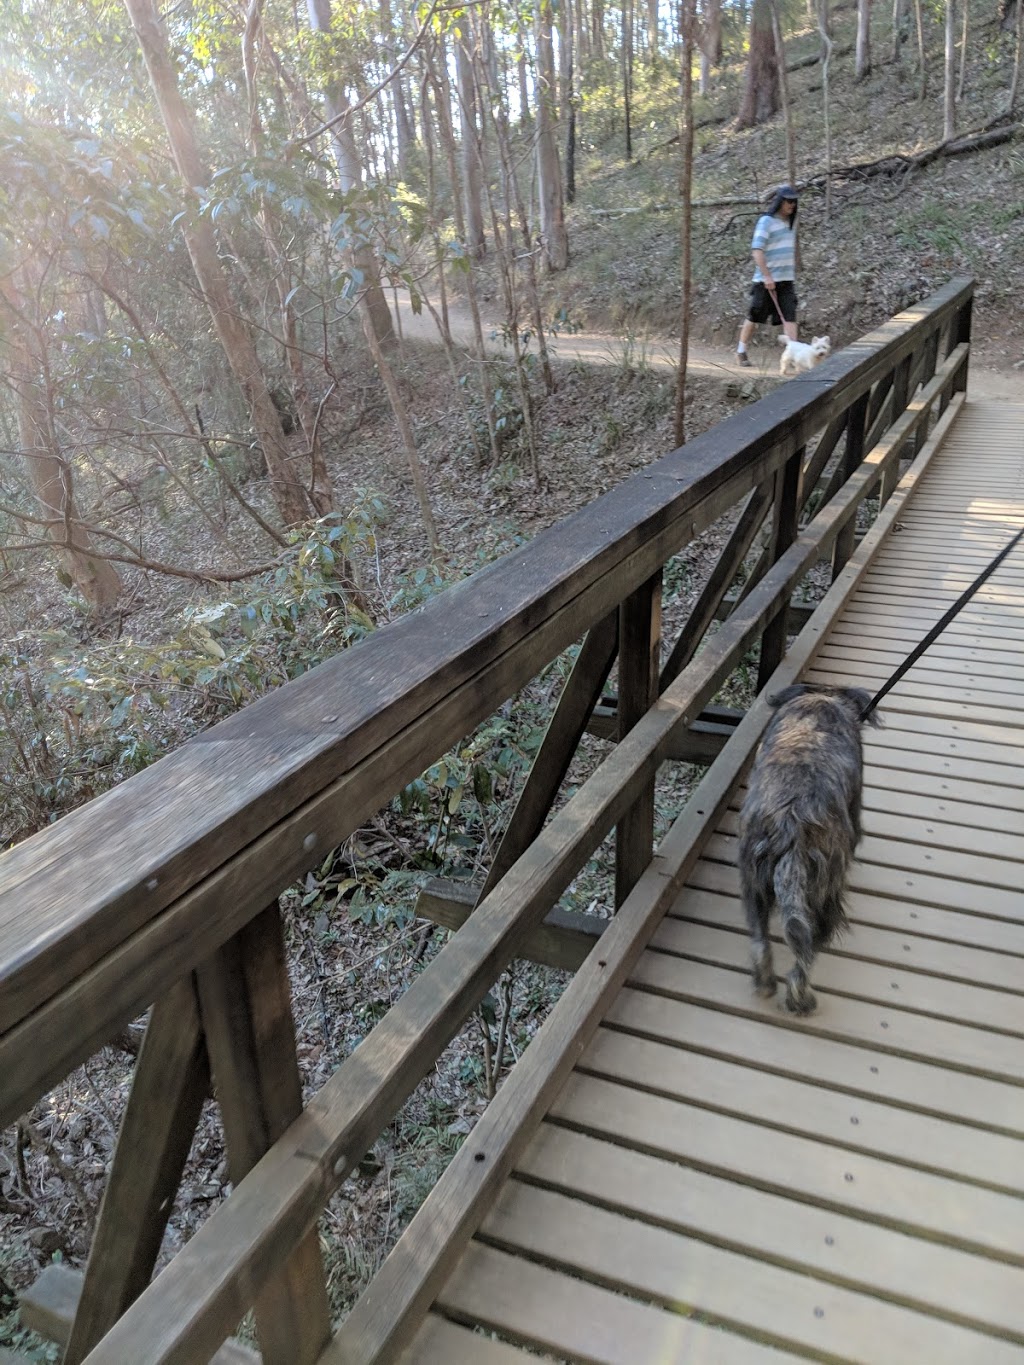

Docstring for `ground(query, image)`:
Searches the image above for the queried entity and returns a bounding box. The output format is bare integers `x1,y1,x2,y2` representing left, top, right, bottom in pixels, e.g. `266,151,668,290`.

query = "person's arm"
750,218,773,286
752,247,773,286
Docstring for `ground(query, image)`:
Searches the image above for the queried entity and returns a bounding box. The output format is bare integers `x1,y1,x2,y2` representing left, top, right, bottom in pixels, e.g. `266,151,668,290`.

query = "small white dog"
779,334,831,377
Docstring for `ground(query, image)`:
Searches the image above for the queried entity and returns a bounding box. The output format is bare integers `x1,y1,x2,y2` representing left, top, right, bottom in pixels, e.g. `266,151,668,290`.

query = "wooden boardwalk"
392,400,1024,1363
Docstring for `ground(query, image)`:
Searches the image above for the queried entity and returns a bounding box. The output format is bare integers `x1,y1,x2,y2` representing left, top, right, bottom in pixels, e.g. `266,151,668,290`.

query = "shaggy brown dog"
738,684,879,1014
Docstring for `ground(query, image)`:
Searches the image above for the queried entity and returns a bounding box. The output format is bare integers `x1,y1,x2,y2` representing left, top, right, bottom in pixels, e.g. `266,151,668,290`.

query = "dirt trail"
395,298,1023,402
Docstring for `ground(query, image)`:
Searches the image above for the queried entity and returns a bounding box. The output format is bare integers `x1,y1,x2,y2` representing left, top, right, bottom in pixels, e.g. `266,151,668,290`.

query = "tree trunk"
855,0,871,78
818,0,834,218
123,0,311,526
674,0,695,447
943,0,956,138
560,0,577,203
593,0,605,58
648,0,660,55
536,0,570,269
771,0,798,193
1011,0,1024,110
517,18,531,122
2,286,121,607
303,0,395,348
699,0,723,93
737,0,781,125
623,0,634,157
242,0,333,517
424,41,500,463
892,0,903,61
455,24,487,258
956,0,968,101
914,0,927,98
577,0,591,61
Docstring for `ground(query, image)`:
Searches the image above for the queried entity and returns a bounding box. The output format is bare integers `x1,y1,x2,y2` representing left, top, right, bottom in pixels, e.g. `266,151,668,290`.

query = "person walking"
737,185,799,367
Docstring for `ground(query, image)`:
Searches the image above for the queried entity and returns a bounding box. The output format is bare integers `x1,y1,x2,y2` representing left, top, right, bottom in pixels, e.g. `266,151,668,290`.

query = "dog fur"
779,334,831,377
737,684,879,1015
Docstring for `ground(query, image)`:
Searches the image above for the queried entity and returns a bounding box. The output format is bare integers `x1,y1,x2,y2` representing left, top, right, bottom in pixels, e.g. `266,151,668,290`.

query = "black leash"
861,523,1024,720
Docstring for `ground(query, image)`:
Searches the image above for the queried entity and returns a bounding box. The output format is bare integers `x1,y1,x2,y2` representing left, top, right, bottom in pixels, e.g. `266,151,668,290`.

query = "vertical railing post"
832,392,869,582
880,352,913,507
953,293,972,395
756,447,802,692
615,569,662,907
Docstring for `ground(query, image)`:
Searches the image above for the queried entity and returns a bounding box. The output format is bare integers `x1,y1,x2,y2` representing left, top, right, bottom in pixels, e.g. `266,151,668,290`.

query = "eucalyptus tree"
123,0,314,526
737,0,780,125
536,0,570,266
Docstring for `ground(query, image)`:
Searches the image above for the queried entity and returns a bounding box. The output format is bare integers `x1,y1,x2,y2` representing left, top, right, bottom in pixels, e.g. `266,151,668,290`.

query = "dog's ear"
841,686,883,727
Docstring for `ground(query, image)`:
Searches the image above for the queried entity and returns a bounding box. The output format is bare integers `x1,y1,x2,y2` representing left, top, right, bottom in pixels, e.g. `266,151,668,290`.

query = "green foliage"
0,497,385,847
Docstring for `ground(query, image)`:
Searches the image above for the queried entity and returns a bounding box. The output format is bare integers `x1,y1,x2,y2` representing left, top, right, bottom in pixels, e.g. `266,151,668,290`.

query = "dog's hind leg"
741,867,777,999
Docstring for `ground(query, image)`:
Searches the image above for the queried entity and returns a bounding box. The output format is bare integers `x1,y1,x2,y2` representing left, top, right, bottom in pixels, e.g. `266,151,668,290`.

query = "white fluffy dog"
779,334,831,377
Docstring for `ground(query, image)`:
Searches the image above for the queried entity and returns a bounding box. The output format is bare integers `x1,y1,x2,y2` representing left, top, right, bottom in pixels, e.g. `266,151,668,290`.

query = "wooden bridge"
3,277,1023,1363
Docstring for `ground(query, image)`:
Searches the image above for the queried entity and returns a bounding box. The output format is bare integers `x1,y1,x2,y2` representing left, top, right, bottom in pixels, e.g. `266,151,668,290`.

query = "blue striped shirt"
751,213,796,283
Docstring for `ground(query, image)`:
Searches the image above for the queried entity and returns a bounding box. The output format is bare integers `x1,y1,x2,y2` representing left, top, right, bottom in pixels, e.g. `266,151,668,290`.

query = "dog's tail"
773,849,816,967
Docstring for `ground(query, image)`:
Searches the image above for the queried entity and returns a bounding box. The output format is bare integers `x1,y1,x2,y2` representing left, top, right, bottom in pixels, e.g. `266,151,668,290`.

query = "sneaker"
737,351,752,367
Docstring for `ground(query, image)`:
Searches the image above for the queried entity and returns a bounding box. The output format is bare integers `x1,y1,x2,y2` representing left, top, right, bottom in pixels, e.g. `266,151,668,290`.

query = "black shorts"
747,280,797,325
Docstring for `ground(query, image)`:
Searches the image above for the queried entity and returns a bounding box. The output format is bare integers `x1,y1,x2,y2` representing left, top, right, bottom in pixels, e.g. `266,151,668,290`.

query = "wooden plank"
859,781,1024,838
833,392,868,579
195,907,331,1365
837,603,1024,640
585,1017,1024,1193
551,1071,1024,1261
615,569,661,906
861,737,1024,791
650,916,1023,1034
606,983,1023,1138
631,950,1024,1085
520,1125,1023,1341
821,637,1024,678
807,670,1024,727
880,354,912,504
660,479,773,689
434,1241,804,1364
401,1317,535,1364
757,446,802,689
706,826,1024,902
19,1263,82,1348
686,857,1024,957
665,885,1024,992
63,978,210,1364
481,1178,1024,1362
481,609,618,899
414,877,605,971
723,798,1024,866
20,1267,261,1363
